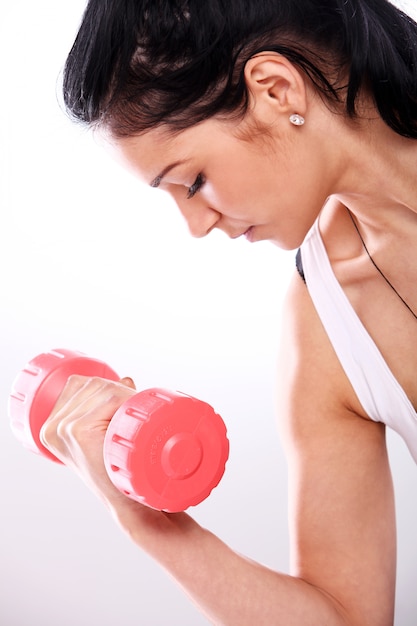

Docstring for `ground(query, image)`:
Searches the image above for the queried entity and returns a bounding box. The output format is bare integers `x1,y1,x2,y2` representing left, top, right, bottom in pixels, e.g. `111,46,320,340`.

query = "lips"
243,226,254,242
229,226,255,240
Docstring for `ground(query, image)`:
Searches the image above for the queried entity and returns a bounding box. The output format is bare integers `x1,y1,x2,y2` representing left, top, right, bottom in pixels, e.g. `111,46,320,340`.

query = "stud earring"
289,113,305,126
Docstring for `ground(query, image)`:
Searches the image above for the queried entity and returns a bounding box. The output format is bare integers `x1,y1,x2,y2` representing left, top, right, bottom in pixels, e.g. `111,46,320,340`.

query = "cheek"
199,180,218,206
206,148,284,217
209,185,253,217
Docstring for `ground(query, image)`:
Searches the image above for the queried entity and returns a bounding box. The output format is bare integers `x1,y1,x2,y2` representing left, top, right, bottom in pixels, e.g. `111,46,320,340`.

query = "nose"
175,197,221,238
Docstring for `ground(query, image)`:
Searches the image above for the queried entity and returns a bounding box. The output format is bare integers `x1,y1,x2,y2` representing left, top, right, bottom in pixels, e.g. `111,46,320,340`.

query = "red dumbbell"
8,349,229,512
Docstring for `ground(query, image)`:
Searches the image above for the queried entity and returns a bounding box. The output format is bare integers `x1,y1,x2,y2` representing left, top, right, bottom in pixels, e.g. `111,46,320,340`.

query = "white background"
1,2,417,625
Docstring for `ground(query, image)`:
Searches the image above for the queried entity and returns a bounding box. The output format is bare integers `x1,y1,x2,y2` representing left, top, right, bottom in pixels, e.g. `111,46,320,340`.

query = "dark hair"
63,0,417,138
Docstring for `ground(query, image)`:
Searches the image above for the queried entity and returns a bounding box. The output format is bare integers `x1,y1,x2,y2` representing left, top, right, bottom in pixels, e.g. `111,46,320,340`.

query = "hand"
40,374,181,545
40,374,138,504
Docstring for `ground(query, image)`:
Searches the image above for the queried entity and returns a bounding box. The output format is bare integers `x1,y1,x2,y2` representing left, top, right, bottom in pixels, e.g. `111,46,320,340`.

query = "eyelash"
187,173,206,199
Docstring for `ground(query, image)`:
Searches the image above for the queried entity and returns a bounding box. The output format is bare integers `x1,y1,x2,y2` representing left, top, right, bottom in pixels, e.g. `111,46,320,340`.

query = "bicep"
276,273,396,626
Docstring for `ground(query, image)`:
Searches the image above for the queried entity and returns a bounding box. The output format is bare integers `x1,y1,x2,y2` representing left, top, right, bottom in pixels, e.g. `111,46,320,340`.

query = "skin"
40,53,417,625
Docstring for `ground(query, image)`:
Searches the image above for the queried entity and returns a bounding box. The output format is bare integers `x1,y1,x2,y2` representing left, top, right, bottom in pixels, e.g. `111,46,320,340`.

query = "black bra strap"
295,249,306,283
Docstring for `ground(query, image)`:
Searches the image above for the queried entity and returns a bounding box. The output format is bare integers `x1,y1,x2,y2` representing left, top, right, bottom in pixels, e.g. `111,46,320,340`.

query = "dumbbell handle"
9,349,229,512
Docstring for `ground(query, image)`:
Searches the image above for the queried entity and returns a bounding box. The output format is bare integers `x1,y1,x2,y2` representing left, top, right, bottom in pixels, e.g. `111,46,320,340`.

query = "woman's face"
109,112,334,250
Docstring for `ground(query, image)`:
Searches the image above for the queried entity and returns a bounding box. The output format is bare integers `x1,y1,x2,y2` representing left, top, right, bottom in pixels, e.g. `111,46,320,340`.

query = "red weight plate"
104,389,229,512
9,349,119,462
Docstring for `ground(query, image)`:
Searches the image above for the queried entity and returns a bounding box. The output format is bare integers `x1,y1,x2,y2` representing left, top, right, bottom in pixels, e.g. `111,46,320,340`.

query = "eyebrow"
150,160,188,188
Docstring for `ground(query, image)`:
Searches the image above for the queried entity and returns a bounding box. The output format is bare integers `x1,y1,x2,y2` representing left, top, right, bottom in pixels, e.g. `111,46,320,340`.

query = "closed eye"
187,173,206,199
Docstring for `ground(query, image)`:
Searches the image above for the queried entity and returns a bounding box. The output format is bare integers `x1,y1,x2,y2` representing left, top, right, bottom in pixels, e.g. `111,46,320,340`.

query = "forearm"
111,501,346,626
38,373,389,625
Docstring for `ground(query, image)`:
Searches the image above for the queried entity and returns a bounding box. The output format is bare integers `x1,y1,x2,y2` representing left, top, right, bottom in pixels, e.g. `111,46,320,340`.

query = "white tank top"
299,219,417,463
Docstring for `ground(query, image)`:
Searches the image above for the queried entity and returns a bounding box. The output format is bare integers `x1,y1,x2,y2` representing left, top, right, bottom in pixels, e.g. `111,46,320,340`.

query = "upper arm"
276,272,396,626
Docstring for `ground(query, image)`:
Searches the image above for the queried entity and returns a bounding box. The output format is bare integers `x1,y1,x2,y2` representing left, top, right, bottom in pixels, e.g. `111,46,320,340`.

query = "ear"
244,53,307,123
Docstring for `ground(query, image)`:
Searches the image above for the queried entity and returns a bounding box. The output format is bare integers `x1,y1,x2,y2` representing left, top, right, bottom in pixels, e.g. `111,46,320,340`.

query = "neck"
346,207,417,321
331,113,417,231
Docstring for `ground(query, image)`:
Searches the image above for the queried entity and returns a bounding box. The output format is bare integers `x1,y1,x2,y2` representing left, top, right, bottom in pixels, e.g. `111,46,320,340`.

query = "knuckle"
39,419,58,449
65,374,88,389
65,419,87,444
55,418,70,441
40,378,134,450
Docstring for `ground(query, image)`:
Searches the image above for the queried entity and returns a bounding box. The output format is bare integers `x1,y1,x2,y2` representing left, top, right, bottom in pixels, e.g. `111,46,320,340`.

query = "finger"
52,378,133,427
119,376,136,390
48,375,103,419
40,378,135,457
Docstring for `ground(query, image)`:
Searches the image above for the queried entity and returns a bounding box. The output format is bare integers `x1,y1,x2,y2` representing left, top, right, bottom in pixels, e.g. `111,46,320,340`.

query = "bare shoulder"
276,272,396,626
277,268,372,439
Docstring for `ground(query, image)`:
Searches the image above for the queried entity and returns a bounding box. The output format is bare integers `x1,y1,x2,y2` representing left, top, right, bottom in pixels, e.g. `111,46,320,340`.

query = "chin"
269,236,303,251
269,222,315,250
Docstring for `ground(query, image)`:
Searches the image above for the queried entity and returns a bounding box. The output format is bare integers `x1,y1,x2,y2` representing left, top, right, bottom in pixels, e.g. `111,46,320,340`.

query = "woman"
41,1,417,624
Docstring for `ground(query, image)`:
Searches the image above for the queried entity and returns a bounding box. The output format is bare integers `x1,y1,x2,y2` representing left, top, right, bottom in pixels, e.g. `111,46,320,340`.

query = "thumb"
118,376,136,390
